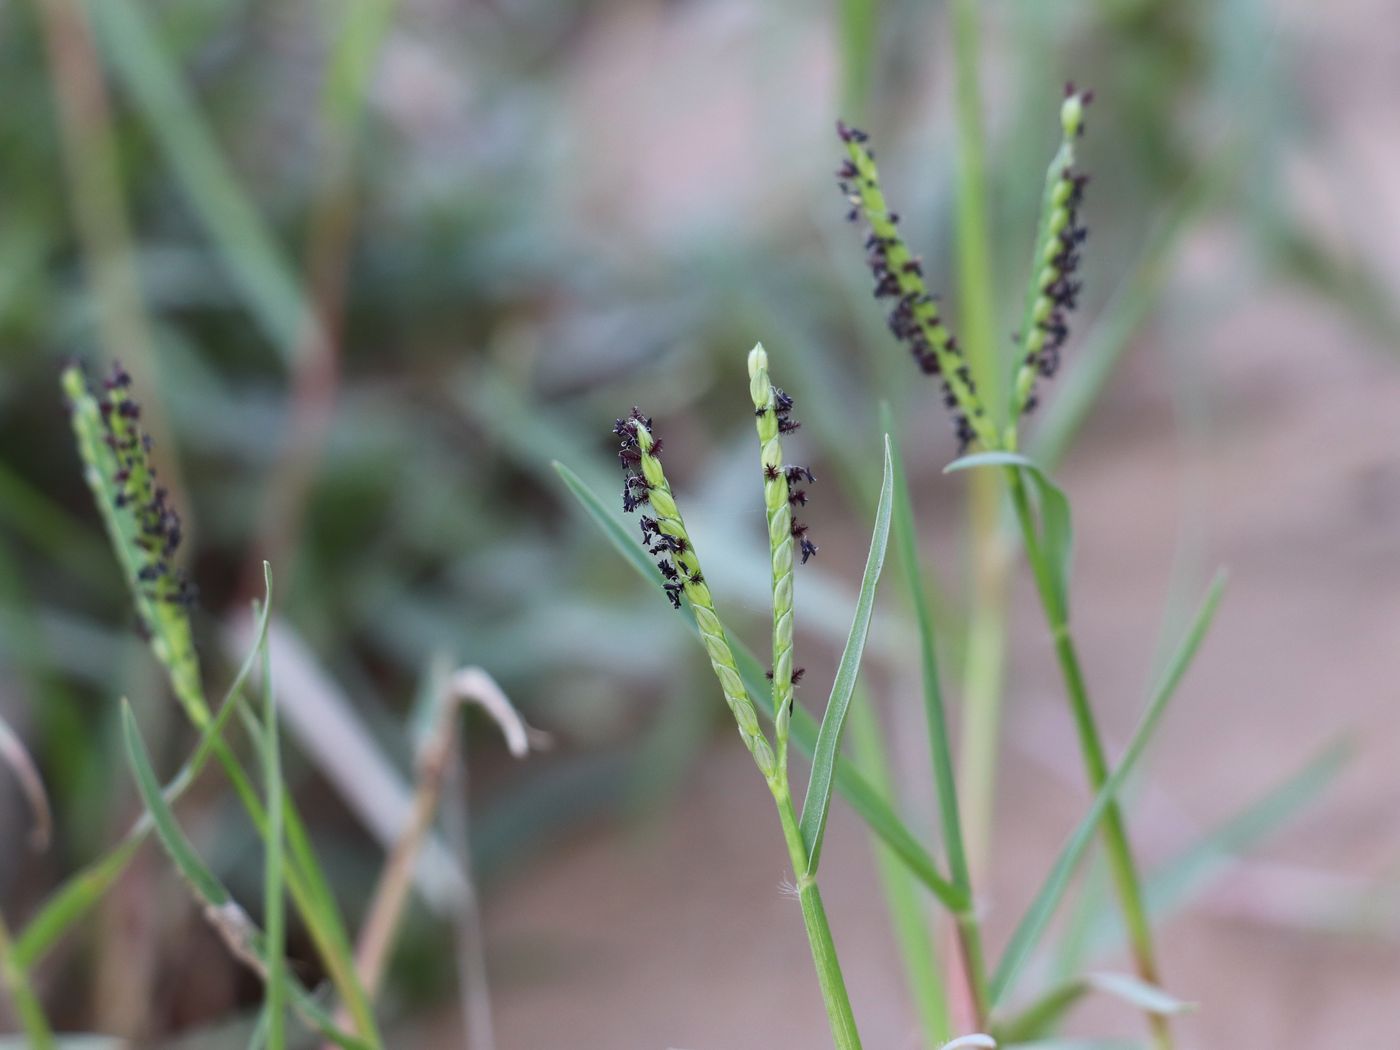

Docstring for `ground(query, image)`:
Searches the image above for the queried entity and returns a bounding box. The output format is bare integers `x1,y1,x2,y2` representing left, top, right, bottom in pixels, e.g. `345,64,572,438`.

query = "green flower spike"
747,343,817,766
1009,86,1094,428
62,362,206,723
836,123,996,452
615,409,777,780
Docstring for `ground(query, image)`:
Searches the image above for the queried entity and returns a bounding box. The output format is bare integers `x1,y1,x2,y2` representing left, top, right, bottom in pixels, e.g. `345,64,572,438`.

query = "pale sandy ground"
438,0,1400,1046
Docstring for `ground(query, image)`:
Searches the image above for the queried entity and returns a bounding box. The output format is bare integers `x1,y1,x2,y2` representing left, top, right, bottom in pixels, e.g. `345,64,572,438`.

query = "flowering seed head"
835,123,995,451
613,404,776,779
61,362,204,718
1011,87,1094,422
748,343,818,762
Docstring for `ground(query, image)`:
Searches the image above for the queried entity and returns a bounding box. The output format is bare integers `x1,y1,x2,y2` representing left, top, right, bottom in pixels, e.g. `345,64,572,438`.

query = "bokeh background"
2,0,1399,1046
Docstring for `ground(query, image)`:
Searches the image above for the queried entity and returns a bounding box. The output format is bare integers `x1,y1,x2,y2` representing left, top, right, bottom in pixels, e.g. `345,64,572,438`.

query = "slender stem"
949,0,1013,879
953,909,991,1026
1005,468,1171,1050
885,413,991,1028
848,698,952,1045
0,912,54,1050
773,784,862,1050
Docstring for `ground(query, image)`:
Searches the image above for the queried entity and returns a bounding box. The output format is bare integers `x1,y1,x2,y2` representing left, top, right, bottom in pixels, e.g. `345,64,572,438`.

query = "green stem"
0,911,54,1050
950,0,1013,882
848,698,952,1045
1005,468,1171,1050
774,784,862,1050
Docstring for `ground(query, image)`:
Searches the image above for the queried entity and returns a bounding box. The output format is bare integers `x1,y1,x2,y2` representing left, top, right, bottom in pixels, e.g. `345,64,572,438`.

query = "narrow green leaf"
849,697,952,1045
1080,740,1349,961
995,972,1190,1046
1084,973,1193,1015
122,702,231,906
945,451,1072,615
554,459,965,912
119,703,372,1050
990,572,1227,1004
0,911,54,1050
882,404,972,895
800,437,894,873
83,0,311,363
14,566,276,969
261,615,287,1050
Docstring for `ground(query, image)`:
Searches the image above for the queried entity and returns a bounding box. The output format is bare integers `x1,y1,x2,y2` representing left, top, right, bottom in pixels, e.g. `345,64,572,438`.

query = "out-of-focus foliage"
0,0,1392,1040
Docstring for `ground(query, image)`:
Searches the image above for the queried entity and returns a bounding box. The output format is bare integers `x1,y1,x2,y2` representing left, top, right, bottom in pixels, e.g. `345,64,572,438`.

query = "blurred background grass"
2,0,1399,1044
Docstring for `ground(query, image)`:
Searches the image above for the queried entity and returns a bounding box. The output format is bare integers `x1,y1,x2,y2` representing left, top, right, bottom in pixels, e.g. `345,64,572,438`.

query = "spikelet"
836,123,995,451
62,362,206,722
614,408,776,780
747,343,815,756
1011,86,1094,421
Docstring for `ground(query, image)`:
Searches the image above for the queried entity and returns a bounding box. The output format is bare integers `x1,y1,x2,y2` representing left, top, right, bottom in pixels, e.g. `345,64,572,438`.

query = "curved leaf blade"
799,437,894,874
990,572,1227,1004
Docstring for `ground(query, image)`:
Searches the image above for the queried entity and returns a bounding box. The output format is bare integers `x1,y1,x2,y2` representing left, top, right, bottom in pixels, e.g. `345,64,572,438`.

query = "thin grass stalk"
847,699,952,1046
244,0,399,597
34,0,177,461
883,409,990,1024
948,0,1012,875
1005,467,1170,1050
262,627,287,1050
774,787,862,1050
0,912,54,1050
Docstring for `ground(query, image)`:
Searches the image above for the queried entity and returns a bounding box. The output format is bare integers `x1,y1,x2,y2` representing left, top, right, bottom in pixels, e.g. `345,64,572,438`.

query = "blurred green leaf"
84,0,311,363
119,701,373,1050
800,437,894,874
990,572,1227,1005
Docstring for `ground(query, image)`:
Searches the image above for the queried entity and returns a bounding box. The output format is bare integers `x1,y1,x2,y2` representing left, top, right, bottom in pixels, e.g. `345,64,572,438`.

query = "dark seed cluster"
1025,170,1087,393
836,121,981,451
1018,85,1094,415
615,408,692,609
97,363,197,610
766,666,806,685
767,392,818,564
615,407,656,513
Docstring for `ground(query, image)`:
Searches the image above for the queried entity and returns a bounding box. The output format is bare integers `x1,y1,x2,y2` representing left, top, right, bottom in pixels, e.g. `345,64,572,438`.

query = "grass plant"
555,86,1249,1049
0,2,1366,1043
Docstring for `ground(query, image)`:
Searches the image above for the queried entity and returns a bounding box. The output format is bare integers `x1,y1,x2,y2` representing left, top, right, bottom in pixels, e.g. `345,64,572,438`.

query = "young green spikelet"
747,344,817,760
836,122,995,452
615,409,777,779
62,362,206,720
1010,85,1094,423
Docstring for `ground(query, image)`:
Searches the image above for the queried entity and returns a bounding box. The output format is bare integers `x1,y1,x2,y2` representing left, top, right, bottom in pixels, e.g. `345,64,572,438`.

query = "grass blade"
996,972,1193,1044
799,437,894,874
990,572,1227,1004
0,911,54,1050
883,405,973,894
14,565,277,969
849,697,953,1045
554,459,965,912
261,624,286,1050
83,0,312,363
1079,740,1349,961
119,702,372,1050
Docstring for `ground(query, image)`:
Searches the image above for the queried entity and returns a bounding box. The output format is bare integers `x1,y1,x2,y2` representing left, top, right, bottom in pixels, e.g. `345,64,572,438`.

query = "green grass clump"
601,346,896,1050
555,87,1249,1050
